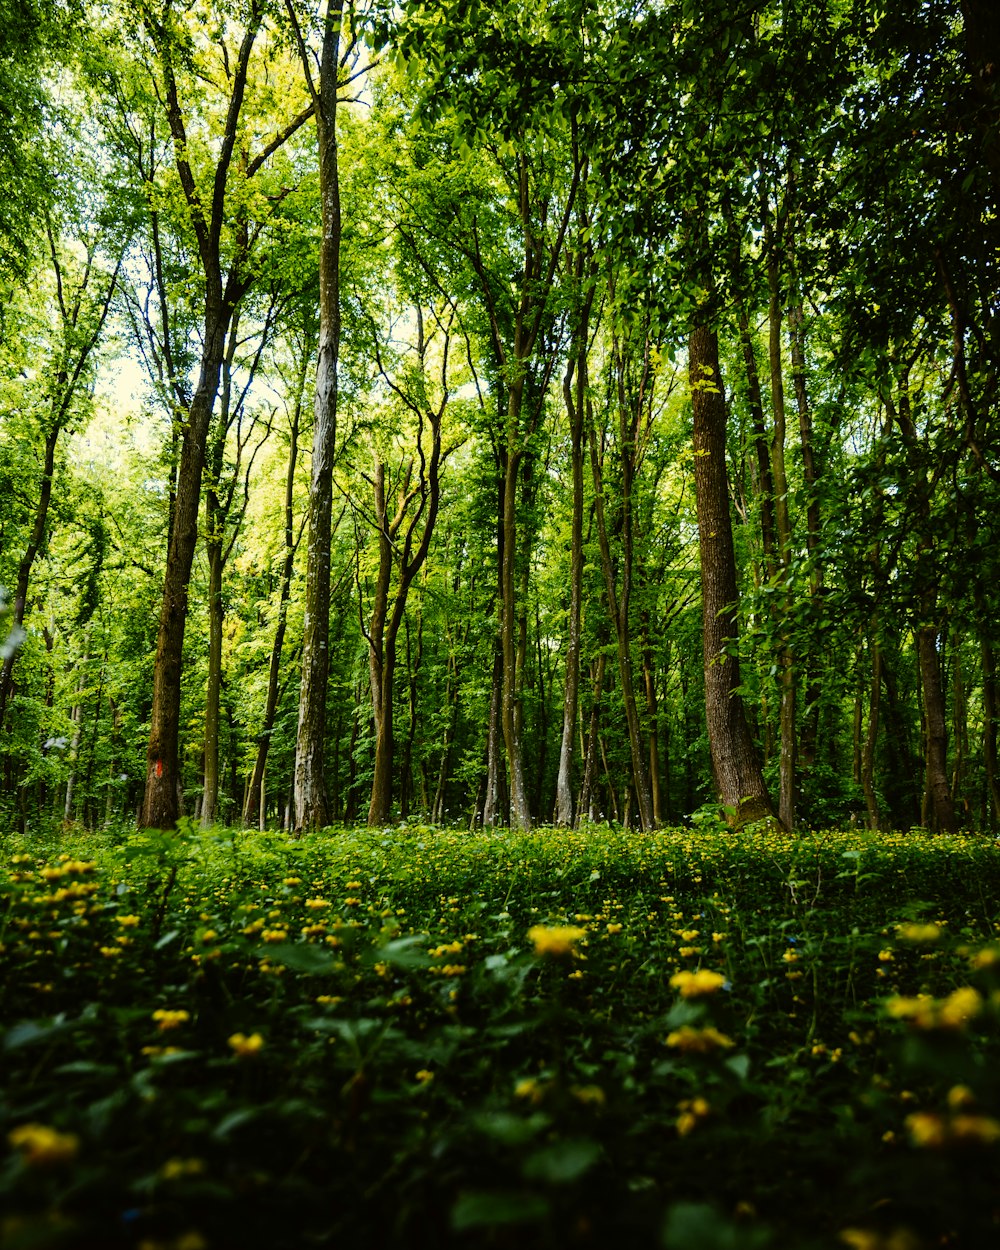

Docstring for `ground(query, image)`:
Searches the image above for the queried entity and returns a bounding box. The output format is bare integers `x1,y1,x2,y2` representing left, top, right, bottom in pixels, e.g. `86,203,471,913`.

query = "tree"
130,0,313,828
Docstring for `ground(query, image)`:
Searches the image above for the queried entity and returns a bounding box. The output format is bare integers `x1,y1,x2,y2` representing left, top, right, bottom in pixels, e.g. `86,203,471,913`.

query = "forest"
0,0,998,839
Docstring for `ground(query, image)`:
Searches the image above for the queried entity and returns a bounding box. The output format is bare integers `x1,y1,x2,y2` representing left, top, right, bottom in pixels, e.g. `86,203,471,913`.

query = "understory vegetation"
2,821,1000,1249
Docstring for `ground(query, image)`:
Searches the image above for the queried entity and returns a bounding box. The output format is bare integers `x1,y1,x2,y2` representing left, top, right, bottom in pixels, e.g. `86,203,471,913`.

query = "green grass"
2,820,1000,1249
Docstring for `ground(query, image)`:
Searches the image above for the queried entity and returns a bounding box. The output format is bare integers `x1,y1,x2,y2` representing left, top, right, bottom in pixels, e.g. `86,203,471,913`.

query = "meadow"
2,820,1000,1250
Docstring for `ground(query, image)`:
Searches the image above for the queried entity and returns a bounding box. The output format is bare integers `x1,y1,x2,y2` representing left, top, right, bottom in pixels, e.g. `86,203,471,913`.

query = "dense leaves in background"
0,0,998,835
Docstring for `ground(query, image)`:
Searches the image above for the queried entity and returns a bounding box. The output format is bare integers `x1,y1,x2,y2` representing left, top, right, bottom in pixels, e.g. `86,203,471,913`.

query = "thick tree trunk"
294,4,343,832
689,323,778,828
142,339,228,828
140,10,263,828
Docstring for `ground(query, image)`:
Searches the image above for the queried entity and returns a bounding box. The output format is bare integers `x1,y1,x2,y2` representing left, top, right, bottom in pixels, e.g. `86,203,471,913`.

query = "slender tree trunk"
689,322,778,827
788,299,823,769
293,3,343,832
578,649,606,822
983,639,1000,826
483,643,509,827
500,407,531,829
766,253,797,831
641,612,663,825
0,423,60,734
243,401,302,827
201,528,224,827
63,648,89,823
587,393,655,832
555,261,591,824
918,625,958,832
862,642,882,830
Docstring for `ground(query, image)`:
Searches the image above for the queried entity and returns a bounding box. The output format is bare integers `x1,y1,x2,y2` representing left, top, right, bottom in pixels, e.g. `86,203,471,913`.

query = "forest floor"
2,820,1000,1249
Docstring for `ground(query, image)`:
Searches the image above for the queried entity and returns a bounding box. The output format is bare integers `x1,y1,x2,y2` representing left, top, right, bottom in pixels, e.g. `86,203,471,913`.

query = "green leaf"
255,942,337,974
451,1191,550,1231
521,1138,601,1184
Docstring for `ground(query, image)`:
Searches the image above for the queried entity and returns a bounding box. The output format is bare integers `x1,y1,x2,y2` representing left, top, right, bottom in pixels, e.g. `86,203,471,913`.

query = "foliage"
2,820,1000,1247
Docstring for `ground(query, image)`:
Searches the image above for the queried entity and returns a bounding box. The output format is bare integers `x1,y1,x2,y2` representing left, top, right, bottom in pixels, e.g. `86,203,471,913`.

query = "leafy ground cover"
2,821,1000,1250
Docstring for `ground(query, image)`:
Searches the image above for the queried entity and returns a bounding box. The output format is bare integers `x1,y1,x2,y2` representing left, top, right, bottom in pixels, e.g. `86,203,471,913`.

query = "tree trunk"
140,10,262,828
862,642,882,830
788,299,823,770
0,423,60,734
766,253,796,831
141,337,229,828
587,389,655,832
554,251,592,824
243,398,302,827
483,642,509,826
983,639,1000,826
500,429,532,830
689,322,778,827
293,2,343,832
201,522,224,828
917,625,958,832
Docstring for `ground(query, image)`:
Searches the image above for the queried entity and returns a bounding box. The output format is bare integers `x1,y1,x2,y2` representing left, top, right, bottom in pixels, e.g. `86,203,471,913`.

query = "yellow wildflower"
228,1032,265,1058
305,898,330,910
117,915,141,928
896,923,941,944
8,1123,79,1167
606,922,623,934
570,1084,606,1107
262,928,288,943
670,969,727,998
414,1069,434,1084
665,1025,735,1054
514,1077,547,1104
160,1158,205,1180
950,1114,1000,1144
527,924,586,957
675,1097,710,1137
906,1112,948,1148
152,1009,190,1031
947,1085,976,1110
937,987,982,1029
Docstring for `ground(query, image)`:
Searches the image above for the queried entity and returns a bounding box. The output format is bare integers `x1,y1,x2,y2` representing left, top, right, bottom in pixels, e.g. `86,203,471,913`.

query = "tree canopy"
1,0,997,836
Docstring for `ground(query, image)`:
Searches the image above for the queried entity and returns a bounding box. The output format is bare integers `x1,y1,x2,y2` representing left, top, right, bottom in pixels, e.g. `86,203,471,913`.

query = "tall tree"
135,0,312,828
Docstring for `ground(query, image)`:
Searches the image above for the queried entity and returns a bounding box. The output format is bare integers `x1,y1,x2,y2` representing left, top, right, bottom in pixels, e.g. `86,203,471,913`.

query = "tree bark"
689,322,778,827
243,388,304,827
293,1,343,832
766,252,796,831
917,625,957,832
